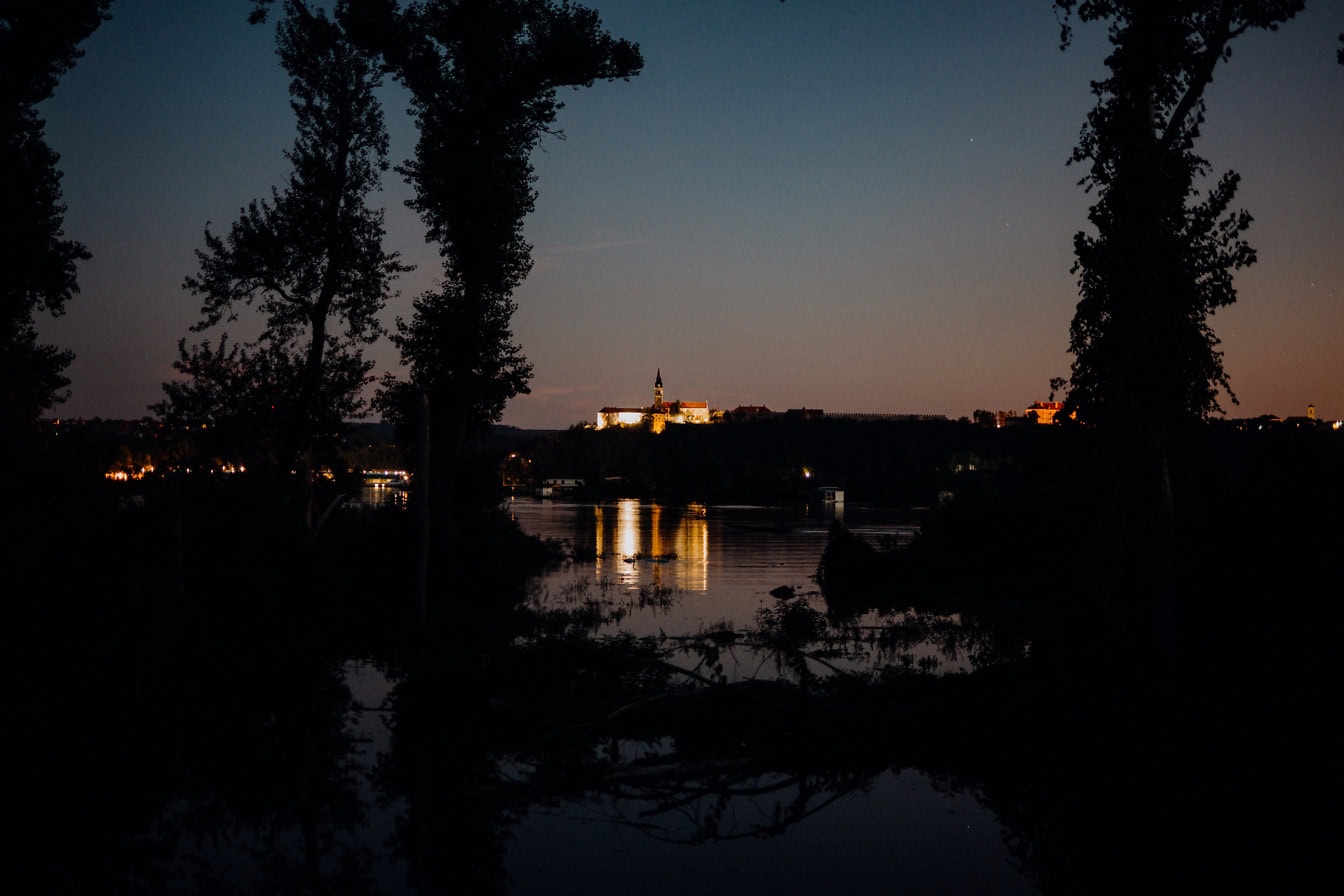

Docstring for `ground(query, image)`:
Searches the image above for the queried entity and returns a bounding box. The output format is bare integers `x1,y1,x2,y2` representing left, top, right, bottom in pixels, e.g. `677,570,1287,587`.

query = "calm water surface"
507,497,919,637
505,768,1037,896
498,497,1038,894
119,499,1038,893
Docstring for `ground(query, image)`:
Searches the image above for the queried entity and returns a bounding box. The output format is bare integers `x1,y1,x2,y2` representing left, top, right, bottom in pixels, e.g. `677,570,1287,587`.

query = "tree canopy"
358,0,643,432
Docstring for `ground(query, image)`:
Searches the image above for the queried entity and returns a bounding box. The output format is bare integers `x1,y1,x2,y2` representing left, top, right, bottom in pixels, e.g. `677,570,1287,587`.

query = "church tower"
653,368,664,409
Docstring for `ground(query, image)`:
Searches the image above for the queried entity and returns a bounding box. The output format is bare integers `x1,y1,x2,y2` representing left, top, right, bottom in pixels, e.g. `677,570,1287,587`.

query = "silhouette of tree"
342,0,642,583
1053,1,1302,649
0,0,109,438
156,334,373,470
157,1,407,501
1054,0,1302,431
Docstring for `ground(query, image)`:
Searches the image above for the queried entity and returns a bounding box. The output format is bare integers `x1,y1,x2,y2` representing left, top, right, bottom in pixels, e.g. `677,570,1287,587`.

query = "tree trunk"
426,389,467,588
414,390,431,623
1151,428,1177,661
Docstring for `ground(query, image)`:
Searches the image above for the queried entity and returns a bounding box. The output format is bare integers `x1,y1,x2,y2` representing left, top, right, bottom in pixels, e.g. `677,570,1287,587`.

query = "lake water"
495,498,1038,894
509,496,845,634
506,497,975,678
109,497,1038,893
504,768,1038,896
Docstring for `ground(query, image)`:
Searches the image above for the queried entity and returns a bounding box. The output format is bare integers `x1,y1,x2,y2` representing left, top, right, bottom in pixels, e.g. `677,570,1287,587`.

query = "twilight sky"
38,0,1344,428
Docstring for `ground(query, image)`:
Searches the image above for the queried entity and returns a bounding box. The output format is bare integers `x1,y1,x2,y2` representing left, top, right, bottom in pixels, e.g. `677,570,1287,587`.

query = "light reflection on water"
355,484,408,508
593,499,710,590
315,500,1032,893
509,497,921,638
511,498,845,633
493,498,1035,892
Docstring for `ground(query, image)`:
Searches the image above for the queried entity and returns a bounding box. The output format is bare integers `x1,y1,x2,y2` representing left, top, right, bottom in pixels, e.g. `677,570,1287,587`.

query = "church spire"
653,368,664,408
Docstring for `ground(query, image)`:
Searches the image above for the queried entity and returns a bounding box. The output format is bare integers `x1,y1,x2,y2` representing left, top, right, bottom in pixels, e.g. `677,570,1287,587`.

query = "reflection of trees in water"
38,495,1308,894
16,577,1114,896
524,576,1030,685
577,765,881,846
363,587,1041,889
124,647,377,893
372,645,521,896
17,589,384,893
16,538,1050,896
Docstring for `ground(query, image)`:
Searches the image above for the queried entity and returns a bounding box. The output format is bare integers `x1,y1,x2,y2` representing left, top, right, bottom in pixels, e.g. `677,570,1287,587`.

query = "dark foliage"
10,416,1339,893
525,416,996,506
369,0,642,430
0,0,109,438
156,0,407,476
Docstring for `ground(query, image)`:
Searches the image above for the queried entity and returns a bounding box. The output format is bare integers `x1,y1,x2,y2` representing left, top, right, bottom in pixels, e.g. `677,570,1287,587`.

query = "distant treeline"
513,418,1060,506
508,416,1343,512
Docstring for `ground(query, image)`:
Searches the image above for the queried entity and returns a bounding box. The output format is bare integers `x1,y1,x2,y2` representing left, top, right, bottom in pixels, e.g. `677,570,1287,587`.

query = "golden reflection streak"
594,504,605,580
591,501,712,593
617,499,640,585
676,503,709,592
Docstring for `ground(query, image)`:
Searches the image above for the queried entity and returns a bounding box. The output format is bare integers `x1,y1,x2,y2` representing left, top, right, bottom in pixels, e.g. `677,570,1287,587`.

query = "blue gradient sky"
38,1,1344,427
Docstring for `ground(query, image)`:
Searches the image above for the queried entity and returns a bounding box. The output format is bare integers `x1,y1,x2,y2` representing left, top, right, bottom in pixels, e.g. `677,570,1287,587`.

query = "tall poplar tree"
1054,0,1302,645
1055,0,1302,430
341,0,642,584
159,0,406,498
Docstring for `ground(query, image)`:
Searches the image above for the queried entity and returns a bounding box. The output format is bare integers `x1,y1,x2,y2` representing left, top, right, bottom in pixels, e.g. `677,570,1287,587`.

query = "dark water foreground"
15,589,1326,896
9,434,1339,894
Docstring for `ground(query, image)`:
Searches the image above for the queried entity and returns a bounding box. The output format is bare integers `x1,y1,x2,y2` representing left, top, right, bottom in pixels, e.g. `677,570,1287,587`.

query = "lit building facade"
1026,401,1067,424
596,369,711,432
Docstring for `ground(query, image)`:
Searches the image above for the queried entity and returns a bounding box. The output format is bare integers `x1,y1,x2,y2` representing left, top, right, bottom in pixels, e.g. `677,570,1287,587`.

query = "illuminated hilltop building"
1025,401,1065,424
1025,401,1080,424
596,369,710,433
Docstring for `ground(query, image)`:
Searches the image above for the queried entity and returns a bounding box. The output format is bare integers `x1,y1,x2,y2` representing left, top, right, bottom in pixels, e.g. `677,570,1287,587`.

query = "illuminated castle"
596,369,710,433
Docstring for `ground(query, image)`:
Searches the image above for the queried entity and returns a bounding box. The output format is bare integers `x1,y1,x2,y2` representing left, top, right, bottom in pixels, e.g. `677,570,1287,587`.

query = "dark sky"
37,1,1344,427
